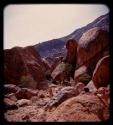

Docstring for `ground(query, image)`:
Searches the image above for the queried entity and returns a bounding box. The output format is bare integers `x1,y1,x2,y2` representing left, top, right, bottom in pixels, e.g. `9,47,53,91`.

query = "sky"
4,4,109,49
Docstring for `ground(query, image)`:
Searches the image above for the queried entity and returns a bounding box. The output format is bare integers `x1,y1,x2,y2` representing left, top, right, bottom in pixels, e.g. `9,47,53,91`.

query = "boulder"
42,58,51,71
51,57,62,72
15,88,37,99
4,46,46,89
92,55,110,89
46,94,109,121
4,98,18,110
96,87,110,105
5,93,17,102
42,58,51,80
51,62,74,83
51,62,66,82
85,80,97,93
16,99,31,107
4,106,38,122
45,83,85,109
74,65,91,84
65,39,77,65
4,84,20,95
77,27,109,73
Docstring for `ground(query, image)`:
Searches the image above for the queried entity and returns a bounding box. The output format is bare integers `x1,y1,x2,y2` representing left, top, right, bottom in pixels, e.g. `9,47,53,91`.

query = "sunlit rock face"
46,94,109,122
76,27,109,74
92,55,110,89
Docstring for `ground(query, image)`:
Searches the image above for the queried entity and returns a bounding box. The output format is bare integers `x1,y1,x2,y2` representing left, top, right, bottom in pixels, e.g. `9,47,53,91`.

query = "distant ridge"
34,13,109,62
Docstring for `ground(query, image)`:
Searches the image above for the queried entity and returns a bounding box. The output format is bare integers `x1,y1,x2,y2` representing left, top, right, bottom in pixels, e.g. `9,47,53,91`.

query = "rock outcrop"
92,55,110,89
45,83,85,109
77,27,109,74
3,14,110,122
4,46,46,89
65,39,77,65
46,94,109,121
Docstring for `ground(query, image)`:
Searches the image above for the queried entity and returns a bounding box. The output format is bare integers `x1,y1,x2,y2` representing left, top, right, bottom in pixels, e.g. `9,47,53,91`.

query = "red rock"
4,98,18,110
51,57,62,72
16,99,31,107
96,87,110,105
45,83,84,109
42,58,51,72
46,94,109,121
85,80,97,93
38,90,45,98
77,27,109,73
30,96,39,103
4,84,20,94
22,115,30,121
15,88,37,99
65,39,77,64
92,55,110,89
4,106,39,122
4,46,46,89
51,62,66,81
5,93,17,102
74,65,88,83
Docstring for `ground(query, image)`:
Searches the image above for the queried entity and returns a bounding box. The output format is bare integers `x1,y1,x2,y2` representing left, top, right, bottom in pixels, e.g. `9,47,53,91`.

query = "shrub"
78,73,91,85
19,75,35,88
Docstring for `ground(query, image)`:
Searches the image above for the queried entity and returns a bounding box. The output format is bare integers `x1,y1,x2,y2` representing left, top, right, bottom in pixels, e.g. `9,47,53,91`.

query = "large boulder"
46,94,109,121
65,39,77,65
77,27,109,73
4,46,46,89
92,55,110,89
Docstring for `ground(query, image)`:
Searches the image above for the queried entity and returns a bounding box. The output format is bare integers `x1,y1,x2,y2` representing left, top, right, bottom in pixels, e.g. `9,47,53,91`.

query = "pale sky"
4,4,109,49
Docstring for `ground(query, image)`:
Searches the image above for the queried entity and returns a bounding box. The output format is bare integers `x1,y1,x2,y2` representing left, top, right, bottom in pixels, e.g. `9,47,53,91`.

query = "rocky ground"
4,24,110,122
4,80,110,122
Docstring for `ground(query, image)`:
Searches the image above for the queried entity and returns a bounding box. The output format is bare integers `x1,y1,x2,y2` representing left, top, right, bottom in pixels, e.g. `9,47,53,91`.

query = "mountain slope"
34,13,109,62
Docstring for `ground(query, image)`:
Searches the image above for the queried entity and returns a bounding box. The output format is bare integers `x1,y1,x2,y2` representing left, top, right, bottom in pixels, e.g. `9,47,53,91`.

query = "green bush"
78,73,91,85
19,75,35,88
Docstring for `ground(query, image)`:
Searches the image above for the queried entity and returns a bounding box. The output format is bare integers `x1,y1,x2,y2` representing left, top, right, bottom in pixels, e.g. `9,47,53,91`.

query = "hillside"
4,13,110,122
34,13,109,62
